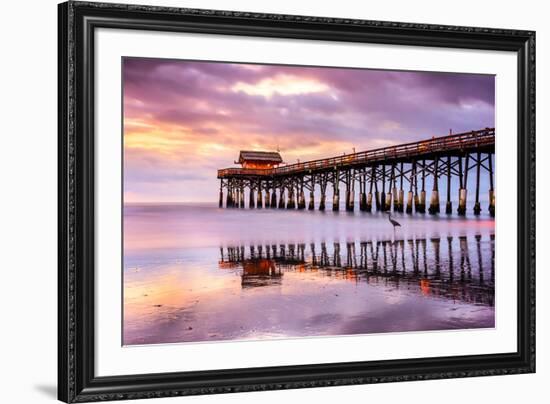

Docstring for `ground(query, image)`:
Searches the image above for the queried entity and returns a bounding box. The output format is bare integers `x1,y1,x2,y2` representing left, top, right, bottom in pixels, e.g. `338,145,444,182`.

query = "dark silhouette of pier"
217,128,495,216
218,234,495,306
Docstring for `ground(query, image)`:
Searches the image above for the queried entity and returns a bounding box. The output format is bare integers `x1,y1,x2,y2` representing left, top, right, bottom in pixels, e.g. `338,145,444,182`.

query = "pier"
217,128,495,216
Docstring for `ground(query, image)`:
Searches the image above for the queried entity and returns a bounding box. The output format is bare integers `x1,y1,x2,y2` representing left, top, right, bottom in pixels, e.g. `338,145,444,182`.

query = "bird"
386,212,401,239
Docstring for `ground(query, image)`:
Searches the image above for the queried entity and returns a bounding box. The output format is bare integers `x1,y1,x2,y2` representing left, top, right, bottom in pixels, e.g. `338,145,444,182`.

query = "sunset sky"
123,58,495,203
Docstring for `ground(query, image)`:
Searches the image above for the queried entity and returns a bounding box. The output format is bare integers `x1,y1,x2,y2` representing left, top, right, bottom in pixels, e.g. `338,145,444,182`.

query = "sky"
123,58,495,203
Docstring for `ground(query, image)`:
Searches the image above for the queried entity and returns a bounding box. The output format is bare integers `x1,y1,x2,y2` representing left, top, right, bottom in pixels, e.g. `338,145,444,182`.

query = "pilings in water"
226,180,233,208
488,153,495,217
406,161,415,214
380,166,386,212
397,162,404,213
350,171,356,211
392,164,398,212
429,157,440,214
271,188,277,208
249,187,255,209
218,150,495,215
265,188,271,208
298,179,306,210
473,152,481,215
385,165,393,212
332,170,340,211
345,170,355,211
257,181,263,209
319,175,327,211
370,165,378,212
458,154,469,215
278,188,285,209
287,186,296,209
445,156,452,214
417,160,426,213
359,171,367,212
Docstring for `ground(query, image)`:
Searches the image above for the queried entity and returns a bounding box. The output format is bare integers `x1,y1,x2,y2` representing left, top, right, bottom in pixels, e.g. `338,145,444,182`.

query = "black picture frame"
58,1,536,402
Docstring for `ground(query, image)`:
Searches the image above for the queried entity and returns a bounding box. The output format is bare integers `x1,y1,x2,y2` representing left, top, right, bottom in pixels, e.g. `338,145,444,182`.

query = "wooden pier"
217,128,495,216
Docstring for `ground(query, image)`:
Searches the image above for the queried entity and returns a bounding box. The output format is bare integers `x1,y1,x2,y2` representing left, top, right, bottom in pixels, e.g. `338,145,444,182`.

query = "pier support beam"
298,181,306,209
226,182,232,208
319,176,327,211
249,187,255,209
417,160,426,213
368,166,375,212
319,188,326,211
298,189,305,210
488,153,495,217
257,183,263,209
397,162,404,212
287,186,295,209
445,156,452,214
265,189,270,208
271,189,277,208
359,173,367,211
308,191,315,210
406,191,413,214
429,157,440,214
219,181,223,208
380,166,386,211
278,188,285,209
332,171,340,211
386,165,393,212
473,152,481,215
392,164,399,212
346,171,355,212
457,154,469,215
406,162,414,214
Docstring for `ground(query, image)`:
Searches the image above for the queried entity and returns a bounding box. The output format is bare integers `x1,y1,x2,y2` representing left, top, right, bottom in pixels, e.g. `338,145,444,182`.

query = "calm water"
123,204,495,345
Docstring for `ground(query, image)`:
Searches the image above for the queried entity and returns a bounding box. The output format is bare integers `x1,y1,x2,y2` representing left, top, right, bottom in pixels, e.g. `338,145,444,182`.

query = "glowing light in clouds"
232,74,330,98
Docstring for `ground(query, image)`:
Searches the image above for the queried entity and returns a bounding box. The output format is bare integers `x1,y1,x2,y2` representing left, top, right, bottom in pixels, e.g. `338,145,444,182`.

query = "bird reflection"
219,234,494,306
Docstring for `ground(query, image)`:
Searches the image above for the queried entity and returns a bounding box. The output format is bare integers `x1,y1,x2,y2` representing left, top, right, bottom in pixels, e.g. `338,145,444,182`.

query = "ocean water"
123,203,495,345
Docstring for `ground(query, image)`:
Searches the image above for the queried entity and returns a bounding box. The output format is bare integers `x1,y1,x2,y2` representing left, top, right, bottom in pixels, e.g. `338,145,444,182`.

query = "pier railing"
217,128,494,178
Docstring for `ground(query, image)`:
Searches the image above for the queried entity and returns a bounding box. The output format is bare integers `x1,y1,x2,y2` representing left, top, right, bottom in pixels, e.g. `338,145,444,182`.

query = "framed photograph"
58,1,535,402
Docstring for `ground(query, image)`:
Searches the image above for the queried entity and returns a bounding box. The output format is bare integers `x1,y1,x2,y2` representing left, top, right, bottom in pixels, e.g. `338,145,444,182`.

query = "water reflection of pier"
219,235,494,306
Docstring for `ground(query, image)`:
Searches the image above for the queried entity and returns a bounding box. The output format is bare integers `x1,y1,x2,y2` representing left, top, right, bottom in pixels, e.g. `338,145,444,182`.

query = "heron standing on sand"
386,212,401,239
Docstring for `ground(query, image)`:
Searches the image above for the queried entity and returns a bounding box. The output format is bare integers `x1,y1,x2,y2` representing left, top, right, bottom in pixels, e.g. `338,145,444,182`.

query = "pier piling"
457,154,468,215
473,152,481,215
249,188,255,209
308,191,315,210
271,189,277,208
257,182,263,209
429,157,440,214
278,188,285,209
488,153,495,217
418,160,426,213
333,171,340,211
445,156,452,214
